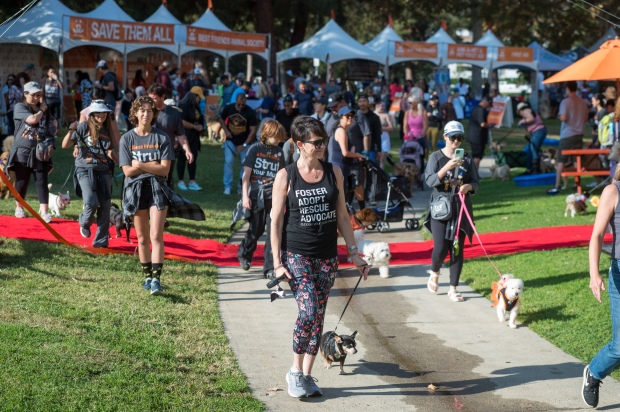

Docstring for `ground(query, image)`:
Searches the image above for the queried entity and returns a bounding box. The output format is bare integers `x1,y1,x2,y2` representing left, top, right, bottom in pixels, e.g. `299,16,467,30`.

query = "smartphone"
454,148,464,160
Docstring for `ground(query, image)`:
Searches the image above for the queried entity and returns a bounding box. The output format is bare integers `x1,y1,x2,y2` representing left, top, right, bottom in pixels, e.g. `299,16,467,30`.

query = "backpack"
598,113,614,147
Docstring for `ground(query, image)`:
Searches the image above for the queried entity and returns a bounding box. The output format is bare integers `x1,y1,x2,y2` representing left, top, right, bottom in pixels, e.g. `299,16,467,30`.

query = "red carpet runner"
0,215,608,267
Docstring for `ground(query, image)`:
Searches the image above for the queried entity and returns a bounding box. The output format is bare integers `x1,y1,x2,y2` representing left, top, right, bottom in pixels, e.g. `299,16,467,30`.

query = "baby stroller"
400,140,424,169
364,159,420,233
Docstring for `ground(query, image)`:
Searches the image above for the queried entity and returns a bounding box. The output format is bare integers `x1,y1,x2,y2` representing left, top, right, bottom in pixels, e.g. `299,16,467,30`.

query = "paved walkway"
218,158,620,410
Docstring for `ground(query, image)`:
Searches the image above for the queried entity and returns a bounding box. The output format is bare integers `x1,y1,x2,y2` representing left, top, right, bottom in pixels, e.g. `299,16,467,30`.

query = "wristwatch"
348,245,358,254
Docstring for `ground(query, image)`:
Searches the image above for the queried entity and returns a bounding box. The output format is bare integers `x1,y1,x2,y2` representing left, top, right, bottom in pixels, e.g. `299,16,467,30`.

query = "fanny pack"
36,140,52,162
430,194,452,221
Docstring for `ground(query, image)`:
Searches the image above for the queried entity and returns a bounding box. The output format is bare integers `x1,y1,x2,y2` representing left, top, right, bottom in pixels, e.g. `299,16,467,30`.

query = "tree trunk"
254,0,274,76
287,0,308,74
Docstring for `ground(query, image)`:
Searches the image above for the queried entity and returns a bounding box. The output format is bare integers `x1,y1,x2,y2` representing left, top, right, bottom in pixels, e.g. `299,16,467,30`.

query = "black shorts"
138,181,168,210
469,141,487,159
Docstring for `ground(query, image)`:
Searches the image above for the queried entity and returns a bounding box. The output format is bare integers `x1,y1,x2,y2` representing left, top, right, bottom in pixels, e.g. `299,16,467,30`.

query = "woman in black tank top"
585,165,620,405
271,116,370,398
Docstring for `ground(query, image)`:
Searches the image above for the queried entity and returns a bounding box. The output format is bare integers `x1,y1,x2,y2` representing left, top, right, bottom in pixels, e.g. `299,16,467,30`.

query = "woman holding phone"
423,121,480,302
271,116,370,398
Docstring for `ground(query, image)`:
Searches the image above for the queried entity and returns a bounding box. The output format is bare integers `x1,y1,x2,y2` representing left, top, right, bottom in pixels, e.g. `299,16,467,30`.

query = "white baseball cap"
96,60,108,70
444,121,465,136
23,81,42,94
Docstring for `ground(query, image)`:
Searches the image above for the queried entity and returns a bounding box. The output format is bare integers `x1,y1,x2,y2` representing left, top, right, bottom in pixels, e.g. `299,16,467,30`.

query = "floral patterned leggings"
284,251,338,356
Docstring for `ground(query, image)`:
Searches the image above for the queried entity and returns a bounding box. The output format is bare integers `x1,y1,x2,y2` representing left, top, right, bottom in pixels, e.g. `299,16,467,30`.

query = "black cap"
283,95,293,102
357,93,369,101
316,97,328,105
327,93,343,109
219,74,228,81
430,95,439,100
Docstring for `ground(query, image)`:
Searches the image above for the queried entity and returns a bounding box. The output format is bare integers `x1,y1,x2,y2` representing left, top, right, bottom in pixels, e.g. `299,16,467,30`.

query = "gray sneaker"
285,368,306,398
303,374,322,397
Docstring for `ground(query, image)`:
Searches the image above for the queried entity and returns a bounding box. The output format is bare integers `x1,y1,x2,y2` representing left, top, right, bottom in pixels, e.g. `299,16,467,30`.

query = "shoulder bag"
429,168,457,221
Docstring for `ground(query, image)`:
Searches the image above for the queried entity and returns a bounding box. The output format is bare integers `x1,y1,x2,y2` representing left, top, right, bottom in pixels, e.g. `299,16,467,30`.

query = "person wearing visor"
424,121,480,302
327,106,366,194
62,100,115,247
7,81,56,222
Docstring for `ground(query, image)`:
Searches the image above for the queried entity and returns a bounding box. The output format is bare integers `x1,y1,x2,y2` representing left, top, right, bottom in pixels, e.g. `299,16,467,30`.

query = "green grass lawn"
0,120,615,409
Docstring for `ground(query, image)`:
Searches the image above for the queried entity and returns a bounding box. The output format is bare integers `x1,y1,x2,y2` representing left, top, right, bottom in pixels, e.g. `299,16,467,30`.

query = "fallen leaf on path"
266,387,282,392
428,383,438,391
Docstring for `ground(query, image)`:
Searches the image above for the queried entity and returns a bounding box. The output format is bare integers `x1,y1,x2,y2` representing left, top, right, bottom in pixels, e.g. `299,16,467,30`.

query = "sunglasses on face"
448,134,464,142
305,137,329,148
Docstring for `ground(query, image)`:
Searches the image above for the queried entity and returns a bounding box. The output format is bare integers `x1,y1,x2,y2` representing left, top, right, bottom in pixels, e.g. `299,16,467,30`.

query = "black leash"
334,273,363,333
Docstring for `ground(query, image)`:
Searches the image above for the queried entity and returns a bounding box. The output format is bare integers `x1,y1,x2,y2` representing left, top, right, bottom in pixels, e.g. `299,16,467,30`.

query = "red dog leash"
454,192,503,279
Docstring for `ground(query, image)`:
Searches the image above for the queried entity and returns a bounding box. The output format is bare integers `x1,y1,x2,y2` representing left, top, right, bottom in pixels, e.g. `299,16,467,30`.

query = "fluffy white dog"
47,184,70,218
358,240,391,278
491,274,524,329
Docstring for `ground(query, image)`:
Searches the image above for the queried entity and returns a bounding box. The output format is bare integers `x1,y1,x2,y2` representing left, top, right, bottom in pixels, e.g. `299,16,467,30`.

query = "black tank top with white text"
282,161,339,258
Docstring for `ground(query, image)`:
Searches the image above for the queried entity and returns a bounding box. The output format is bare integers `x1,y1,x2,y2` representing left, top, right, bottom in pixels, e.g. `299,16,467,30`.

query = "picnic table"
560,148,610,194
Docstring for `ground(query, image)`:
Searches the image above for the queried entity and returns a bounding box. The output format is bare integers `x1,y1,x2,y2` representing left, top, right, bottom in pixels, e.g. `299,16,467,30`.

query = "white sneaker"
223,187,231,195
40,212,52,223
15,207,26,218
177,181,187,190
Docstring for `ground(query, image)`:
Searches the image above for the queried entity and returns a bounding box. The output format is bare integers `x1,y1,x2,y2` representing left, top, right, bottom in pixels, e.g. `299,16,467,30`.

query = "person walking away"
426,95,443,155
442,95,457,123
293,81,314,116
583,164,620,408
43,67,63,121
238,120,286,274
61,101,115,247
346,97,373,209
177,87,204,191
119,96,204,295
375,100,394,169
147,83,193,189
452,89,465,120
358,94,383,204
517,102,547,175
466,96,496,171
271,115,370,398
327,107,366,195
546,81,589,195
424,121,480,302
6,82,55,222
80,72,94,109
219,93,258,195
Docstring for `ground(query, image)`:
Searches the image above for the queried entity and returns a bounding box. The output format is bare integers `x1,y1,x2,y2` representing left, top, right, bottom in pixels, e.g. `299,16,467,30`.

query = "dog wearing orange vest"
491,274,524,329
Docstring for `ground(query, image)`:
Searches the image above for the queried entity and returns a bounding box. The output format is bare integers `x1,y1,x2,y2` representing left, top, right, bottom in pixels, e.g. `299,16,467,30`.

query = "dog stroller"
364,159,420,233
399,140,424,169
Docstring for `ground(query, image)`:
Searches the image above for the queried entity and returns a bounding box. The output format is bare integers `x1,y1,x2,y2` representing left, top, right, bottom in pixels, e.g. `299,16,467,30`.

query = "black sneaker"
582,365,601,408
239,258,251,271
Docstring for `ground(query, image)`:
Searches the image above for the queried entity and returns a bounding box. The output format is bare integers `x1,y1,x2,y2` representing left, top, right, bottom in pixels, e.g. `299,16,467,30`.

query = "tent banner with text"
69,17,174,44
447,44,487,61
498,47,534,62
186,27,267,53
394,42,438,59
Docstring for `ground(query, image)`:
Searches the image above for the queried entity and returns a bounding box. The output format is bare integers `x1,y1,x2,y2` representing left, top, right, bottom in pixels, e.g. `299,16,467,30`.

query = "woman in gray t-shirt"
62,100,115,248
119,96,175,296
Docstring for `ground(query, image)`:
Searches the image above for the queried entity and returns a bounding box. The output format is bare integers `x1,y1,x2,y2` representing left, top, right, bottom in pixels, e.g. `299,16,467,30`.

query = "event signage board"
186,27,267,52
394,42,438,59
447,44,487,61
69,17,174,44
488,100,506,127
498,47,534,62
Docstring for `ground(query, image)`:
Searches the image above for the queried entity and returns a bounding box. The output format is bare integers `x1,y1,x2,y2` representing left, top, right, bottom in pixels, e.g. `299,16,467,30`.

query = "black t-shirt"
156,105,185,149
179,102,204,144
118,127,175,184
275,109,300,139
362,110,382,153
426,103,443,128
101,72,117,107
294,91,314,116
467,105,488,144
220,103,258,146
282,161,339,258
72,122,114,171
242,143,285,198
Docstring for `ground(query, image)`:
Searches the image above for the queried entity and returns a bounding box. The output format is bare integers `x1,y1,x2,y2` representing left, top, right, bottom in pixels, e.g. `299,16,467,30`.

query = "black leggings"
176,141,199,181
430,217,466,287
13,162,50,203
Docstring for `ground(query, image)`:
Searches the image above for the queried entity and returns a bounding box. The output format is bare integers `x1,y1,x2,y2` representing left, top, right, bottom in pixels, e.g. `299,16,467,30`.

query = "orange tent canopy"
543,39,620,84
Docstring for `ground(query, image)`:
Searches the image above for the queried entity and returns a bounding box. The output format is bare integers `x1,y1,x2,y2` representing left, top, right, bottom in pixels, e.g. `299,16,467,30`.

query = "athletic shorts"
557,135,583,164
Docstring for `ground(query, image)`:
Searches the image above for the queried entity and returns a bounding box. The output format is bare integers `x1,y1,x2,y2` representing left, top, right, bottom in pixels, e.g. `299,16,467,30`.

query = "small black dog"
110,203,131,242
320,331,358,375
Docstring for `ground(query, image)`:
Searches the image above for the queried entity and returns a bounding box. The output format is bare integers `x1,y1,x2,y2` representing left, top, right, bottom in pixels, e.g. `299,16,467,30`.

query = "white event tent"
425,27,456,67
277,19,384,79
137,3,184,56
365,25,405,66
528,41,572,72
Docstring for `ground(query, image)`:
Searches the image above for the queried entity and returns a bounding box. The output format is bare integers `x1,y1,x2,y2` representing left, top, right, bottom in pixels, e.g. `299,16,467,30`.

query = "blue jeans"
589,259,620,380
526,128,547,170
223,140,249,191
